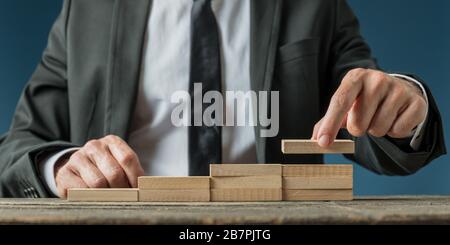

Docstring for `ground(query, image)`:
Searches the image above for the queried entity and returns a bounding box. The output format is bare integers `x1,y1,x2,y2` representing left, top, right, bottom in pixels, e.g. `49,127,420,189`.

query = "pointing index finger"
318,71,364,147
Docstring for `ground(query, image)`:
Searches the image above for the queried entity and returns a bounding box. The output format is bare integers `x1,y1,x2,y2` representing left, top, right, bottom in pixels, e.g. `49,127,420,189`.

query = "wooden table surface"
0,196,449,225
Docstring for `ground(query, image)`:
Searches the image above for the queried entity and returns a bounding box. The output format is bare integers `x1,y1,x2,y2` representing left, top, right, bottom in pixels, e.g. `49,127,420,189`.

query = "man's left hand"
312,68,427,147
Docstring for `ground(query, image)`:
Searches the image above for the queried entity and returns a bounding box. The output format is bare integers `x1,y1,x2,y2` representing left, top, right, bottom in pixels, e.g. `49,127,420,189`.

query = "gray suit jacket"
0,0,446,197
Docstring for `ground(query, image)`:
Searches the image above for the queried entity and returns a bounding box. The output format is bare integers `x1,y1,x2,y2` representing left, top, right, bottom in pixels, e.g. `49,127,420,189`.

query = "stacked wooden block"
138,177,210,202
210,164,282,201
281,139,354,201
67,139,355,202
282,164,353,201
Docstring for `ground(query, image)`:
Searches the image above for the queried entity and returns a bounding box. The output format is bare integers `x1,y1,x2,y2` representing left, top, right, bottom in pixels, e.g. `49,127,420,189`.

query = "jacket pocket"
273,38,321,130
277,37,320,65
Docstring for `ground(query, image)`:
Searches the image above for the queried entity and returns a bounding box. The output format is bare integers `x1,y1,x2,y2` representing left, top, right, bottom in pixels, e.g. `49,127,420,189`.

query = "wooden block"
211,189,282,202
282,139,355,154
211,176,282,189
282,164,353,177
210,164,282,177
283,176,353,189
67,188,138,202
138,176,210,190
139,189,210,202
283,189,353,201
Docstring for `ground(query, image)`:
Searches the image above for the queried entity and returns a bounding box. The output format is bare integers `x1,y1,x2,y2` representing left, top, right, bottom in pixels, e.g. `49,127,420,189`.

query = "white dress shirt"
40,0,428,197
128,0,254,176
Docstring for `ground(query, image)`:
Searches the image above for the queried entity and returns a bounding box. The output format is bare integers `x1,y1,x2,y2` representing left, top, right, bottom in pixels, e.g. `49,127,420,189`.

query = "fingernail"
318,135,330,147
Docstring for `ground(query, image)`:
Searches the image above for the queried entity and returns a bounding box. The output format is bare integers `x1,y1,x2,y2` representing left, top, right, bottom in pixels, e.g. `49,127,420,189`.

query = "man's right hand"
54,135,145,198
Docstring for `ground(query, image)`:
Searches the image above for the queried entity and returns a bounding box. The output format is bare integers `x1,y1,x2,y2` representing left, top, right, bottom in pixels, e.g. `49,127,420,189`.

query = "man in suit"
0,0,445,198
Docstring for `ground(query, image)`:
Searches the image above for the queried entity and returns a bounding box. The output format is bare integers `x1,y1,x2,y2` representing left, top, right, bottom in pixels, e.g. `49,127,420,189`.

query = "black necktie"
188,0,222,176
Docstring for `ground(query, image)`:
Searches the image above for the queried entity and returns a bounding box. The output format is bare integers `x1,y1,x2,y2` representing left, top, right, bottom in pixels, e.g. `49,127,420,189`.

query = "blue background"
0,0,448,195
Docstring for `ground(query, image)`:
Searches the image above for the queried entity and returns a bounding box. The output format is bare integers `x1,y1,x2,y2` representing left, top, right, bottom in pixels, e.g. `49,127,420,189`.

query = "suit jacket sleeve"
329,0,446,175
0,0,78,197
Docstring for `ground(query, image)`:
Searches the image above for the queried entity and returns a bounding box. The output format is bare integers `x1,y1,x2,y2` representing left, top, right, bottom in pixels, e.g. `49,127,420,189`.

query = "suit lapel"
250,0,283,162
106,0,151,139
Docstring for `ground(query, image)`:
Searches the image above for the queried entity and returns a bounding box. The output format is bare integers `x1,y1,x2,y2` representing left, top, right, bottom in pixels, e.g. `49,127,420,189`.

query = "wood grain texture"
67,188,138,202
211,189,282,201
211,176,282,189
210,164,282,177
283,176,353,189
139,189,210,202
138,176,210,190
282,164,353,177
283,189,353,201
282,139,355,154
1,196,449,225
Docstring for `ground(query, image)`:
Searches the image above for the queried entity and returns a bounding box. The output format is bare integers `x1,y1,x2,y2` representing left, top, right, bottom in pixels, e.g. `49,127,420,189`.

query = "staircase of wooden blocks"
67,139,354,202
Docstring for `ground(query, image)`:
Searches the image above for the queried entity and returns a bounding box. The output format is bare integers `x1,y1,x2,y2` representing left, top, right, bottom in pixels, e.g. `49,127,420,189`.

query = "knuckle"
85,139,102,149
368,73,388,93
388,130,402,138
119,152,136,166
69,151,84,164
368,127,385,138
413,97,427,112
91,177,108,188
347,123,365,137
108,167,125,182
391,123,412,137
313,119,322,131
418,97,427,108
76,157,92,170
349,68,366,77
56,166,70,177
366,86,381,99
331,91,351,109
85,140,108,155
372,76,387,90
319,126,333,136
313,122,320,132
392,86,407,100
396,123,409,135
55,170,67,186
104,135,120,143
343,69,365,85
371,71,388,83
349,129,365,137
